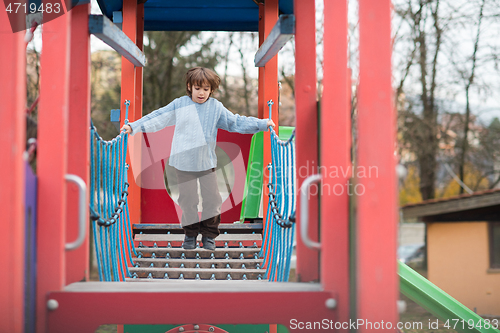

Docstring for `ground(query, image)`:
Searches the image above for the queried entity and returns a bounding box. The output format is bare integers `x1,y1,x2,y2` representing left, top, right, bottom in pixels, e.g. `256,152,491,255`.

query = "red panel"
121,0,140,224
140,130,253,224
66,3,91,285
0,11,26,332
47,288,336,332
37,12,71,333
357,0,398,329
294,0,319,282
321,0,350,327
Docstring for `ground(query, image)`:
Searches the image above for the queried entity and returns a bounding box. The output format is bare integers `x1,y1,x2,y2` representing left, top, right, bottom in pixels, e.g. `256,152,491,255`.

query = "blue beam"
89,14,146,67
143,7,260,32
254,15,295,67
145,21,259,32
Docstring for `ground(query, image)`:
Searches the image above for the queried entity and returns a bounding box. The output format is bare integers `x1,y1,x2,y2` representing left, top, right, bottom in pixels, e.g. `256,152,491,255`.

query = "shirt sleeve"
216,103,269,134
128,99,177,135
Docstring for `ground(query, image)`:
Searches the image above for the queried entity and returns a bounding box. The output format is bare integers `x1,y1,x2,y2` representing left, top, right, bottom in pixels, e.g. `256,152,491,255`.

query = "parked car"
398,243,425,268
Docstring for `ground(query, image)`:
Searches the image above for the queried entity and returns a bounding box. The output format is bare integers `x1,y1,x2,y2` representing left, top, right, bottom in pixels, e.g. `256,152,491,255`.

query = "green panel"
239,127,295,222
123,324,277,333
240,131,264,221
278,126,294,141
399,261,500,333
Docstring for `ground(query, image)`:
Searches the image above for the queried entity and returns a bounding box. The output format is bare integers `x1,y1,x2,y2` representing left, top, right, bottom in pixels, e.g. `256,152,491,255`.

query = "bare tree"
396,0,445,200
219,32,234,106
237,33,251,115
456,0,486,193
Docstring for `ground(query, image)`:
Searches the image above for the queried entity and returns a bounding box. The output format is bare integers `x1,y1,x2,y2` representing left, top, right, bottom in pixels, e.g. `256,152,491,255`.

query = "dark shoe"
182,235,196,250
202,236,216,251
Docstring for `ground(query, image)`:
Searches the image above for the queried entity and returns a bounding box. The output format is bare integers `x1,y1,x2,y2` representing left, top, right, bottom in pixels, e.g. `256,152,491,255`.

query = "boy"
121,67,274,250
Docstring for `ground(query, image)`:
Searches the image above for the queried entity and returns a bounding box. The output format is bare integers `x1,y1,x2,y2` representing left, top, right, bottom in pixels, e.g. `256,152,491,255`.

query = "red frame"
36,11,71,333
0,9,26,332
261,0,279,272
357,0,398,329
66,3,91,285
121,0,141,224
321,0,350,328
47,286,337,332
294,0,319,282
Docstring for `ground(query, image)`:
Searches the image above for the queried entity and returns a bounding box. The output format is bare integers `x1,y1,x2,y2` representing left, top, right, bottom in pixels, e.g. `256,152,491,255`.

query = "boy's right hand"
121,124,132,134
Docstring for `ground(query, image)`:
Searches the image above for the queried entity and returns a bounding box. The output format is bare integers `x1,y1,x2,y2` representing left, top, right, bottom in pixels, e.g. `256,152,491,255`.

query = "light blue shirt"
129,96,269,172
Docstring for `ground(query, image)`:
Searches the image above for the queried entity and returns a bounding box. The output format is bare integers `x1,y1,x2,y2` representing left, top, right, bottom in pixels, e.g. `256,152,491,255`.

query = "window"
489,222,500,269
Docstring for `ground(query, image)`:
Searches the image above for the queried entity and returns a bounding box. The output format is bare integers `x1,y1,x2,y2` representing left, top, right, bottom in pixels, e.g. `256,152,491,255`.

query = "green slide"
239,126,295,222
399,261,500,333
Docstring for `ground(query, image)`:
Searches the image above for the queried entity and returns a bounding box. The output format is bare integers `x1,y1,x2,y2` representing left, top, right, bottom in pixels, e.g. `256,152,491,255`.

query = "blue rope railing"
90,100,136,281
260,100,296,282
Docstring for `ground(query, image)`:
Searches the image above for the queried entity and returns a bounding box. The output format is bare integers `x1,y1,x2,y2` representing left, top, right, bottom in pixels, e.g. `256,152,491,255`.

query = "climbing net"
90,101,136,281
260,101,296,282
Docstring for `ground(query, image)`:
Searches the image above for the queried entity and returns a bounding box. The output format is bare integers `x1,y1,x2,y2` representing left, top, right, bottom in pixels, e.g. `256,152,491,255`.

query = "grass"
399,293,459,333
95,325,117,333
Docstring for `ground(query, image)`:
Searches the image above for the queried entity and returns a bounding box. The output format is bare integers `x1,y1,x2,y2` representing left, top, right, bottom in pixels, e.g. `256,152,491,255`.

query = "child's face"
189,83,212,104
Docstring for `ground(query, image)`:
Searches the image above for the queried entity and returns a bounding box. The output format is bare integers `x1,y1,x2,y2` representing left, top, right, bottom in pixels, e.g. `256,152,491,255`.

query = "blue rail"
89,101,136,281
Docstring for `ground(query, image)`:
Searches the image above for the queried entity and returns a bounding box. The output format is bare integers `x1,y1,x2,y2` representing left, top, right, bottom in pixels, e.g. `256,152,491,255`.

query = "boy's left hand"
121,124,132,134
267,119,276,128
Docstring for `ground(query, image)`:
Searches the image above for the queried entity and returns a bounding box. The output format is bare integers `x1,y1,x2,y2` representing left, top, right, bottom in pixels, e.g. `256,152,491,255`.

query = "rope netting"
260,101,297,282
90,100,136,281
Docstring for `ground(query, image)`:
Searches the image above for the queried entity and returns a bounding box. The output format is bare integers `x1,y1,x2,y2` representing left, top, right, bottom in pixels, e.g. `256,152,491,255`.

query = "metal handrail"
65,174,87,251
300,174,322,250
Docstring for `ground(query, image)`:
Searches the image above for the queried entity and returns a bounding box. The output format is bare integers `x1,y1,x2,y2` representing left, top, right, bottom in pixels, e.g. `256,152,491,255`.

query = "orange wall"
428,222,500,316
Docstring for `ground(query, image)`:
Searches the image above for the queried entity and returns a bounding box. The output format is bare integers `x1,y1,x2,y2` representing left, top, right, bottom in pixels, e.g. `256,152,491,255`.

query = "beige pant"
175,168,222,238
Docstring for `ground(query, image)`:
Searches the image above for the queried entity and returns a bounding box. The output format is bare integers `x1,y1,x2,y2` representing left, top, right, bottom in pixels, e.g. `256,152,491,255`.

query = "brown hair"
185,67,220,97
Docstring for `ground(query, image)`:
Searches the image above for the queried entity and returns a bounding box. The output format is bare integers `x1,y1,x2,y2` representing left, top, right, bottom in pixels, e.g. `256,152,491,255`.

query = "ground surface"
399,293,459,333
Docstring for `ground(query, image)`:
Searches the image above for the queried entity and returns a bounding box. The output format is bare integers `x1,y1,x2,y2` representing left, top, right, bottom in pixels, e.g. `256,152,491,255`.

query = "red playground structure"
1,0,398,332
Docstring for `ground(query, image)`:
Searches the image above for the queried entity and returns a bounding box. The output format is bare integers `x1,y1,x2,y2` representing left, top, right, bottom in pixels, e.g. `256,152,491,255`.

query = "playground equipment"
2,0,499,332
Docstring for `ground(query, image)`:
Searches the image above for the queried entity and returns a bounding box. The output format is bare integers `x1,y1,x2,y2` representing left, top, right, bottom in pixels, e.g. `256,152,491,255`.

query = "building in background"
402,189,500,316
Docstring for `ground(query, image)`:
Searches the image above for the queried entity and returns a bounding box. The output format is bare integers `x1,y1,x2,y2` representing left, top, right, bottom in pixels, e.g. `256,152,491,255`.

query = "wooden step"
133,258,263,269
129,267,266,280
133,223,263,235
134,233,262,248
134,248,262,259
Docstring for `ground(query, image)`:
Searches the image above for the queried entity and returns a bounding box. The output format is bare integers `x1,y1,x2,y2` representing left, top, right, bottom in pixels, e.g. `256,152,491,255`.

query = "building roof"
96,0,295,32
401,188,500,222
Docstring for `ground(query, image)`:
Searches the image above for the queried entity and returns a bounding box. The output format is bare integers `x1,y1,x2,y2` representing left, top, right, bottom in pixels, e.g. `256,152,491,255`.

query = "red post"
263,0,279,129
357,0,398,329
321,0,350,327
37,11,71,333
294,0,319,282
66,3,91,285
261,0,279,272
135,4,144,123
121,0,141,224
118,2,144,285
0,11,26,332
